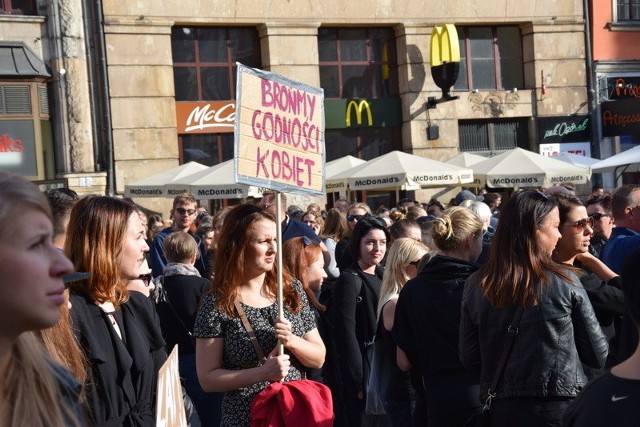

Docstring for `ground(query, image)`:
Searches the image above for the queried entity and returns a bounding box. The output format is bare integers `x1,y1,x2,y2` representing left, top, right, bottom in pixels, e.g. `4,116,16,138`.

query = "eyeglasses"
138,273,153,287
175,207,196,216
588,213,609,221
564,217,594,231
347,214,365,222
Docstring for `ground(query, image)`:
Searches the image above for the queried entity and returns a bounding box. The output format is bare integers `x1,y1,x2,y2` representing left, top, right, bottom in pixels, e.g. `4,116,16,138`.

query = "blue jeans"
179,353,223,427
384,399,414,427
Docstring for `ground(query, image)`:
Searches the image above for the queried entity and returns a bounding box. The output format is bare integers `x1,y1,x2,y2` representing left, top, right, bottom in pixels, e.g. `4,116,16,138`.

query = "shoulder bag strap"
486,306,524,406
234,299,267,364
159,278,194,339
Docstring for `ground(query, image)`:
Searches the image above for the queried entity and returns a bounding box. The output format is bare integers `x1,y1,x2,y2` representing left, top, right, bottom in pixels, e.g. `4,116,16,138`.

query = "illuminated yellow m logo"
430,24,460,67
345,100,373,127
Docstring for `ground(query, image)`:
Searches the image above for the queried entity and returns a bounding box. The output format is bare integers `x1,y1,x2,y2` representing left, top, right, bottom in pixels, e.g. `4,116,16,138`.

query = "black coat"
70,291,167,427
156,274,210,355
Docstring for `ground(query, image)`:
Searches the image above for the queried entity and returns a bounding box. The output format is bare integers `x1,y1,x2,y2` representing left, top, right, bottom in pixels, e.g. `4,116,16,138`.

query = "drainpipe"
583,0,601,185
50,0,71,173
80,0,100,175
85,0,115,196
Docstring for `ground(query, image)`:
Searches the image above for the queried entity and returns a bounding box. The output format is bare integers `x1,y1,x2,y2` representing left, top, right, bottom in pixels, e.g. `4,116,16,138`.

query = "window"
171,27,261,101
455,26,523,91
458,118,529,155
617,0,640,20
1,0,36,14
325,127,399,162
179,133,234,166
318,27,398,99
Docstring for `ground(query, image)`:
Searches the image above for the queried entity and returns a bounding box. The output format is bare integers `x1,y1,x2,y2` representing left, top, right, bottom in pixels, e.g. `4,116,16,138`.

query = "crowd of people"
3,169,640,426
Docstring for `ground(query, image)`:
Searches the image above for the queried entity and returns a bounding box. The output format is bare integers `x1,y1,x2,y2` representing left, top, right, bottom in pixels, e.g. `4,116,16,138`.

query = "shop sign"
175,101,235,134
0,120,37,176
539,142,592,157
605,76,640,100
601,98,640,137
538,115,590,143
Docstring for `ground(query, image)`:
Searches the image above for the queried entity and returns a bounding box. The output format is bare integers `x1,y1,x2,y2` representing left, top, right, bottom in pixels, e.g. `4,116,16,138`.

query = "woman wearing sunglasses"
552,194,624,375
460,191,608,426
335,203,372,271
394,207,485,426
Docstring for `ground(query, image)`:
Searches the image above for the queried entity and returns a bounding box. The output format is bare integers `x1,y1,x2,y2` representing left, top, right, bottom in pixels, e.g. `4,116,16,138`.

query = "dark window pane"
201,67,231,100
459,121,489,152
172,28,196,63
6,0,37,14
340,29,368,61
471,58,495,89
173,67,199,101
230,28,260,65
369,29,394,62
341,65,368,98
198,29,228,63
220,134,235,162
360,128,393,160
497,27,523,89
318,28,338,61
181,134,216,165
455,37,469,90
469,28,494,58
326,129,359,161
320,66,340,98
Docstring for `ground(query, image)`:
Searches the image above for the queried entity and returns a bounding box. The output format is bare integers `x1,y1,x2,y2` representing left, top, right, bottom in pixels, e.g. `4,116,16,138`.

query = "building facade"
1,0,589,210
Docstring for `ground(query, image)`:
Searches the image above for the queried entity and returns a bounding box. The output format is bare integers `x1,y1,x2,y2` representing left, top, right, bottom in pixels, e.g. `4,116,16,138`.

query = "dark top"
460,270,608,400
69,291,167,427
563,370,640,426
330,264,383,397
335,237,353,272
156,274,211,355
281,216,321,243
149,227,208,277
193,281,316,427
589,234,607,259
393,254,478,377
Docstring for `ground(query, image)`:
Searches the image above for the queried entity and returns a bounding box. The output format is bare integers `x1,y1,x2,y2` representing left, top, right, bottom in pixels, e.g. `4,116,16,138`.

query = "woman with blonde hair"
66,196,167,426
0,171,84,427
319,208,349,281
394,207,485,426
376,238,428,426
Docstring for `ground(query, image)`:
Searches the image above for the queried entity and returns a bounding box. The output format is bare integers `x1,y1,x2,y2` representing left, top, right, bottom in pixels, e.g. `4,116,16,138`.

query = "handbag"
464,307,523,427
364,337,386,415
234,300,334,427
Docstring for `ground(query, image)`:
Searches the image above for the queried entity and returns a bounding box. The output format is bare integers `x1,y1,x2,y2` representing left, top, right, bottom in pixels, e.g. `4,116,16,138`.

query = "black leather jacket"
459,270,608,400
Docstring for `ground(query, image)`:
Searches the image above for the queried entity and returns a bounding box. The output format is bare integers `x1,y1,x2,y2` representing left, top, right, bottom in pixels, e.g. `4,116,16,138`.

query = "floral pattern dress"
193,282,316,427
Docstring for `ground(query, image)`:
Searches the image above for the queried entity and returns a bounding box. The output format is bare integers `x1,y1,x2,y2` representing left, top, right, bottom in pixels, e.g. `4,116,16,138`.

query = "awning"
0,41,50,77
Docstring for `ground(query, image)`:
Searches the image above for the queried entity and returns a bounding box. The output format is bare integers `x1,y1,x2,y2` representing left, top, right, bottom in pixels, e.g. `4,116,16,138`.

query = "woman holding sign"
194,203,326,427
65,196,167,426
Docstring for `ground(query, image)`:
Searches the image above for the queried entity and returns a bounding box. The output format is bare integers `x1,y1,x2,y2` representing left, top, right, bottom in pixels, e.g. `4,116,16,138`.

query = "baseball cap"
454,190,483,206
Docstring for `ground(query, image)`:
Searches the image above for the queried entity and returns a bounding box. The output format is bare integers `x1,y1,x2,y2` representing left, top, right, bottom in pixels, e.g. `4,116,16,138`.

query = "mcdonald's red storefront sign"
175,101,235,134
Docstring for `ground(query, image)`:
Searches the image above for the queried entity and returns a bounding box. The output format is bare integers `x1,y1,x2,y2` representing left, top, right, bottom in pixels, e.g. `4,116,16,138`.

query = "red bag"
250,379,334,427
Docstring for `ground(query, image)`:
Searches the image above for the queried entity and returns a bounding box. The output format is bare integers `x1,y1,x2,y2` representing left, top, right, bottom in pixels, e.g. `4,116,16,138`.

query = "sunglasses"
347,214,365,222
175,207,196,216
138,273,153,287
565,217,594,231
588,213,609,221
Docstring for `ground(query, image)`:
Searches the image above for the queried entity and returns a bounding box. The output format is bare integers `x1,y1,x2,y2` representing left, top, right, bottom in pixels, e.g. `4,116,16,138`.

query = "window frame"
455,25,524,91
0,0,37,15
458,118,529,156
615,0,640,21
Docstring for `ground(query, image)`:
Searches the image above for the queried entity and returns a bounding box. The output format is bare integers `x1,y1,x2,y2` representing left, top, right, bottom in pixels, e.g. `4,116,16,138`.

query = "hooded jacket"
459,269,608,400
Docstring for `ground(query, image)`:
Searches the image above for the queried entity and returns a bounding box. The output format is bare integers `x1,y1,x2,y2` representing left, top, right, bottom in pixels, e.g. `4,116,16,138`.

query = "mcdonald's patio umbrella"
124,161,209,197
591,145,640,174
326,151,474,194
446,152,488,168
325,155,367,193
166,160,265,200
550,152,600,169
471,148,591,189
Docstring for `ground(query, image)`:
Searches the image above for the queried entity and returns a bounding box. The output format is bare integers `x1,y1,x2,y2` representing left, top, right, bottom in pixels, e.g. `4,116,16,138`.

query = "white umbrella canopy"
166,160,265,200
325,155,367,192
472,148,591,188
591,145,640,173
327,150,474,191
446,152,488,168
550,152,600,169
124,161,209,197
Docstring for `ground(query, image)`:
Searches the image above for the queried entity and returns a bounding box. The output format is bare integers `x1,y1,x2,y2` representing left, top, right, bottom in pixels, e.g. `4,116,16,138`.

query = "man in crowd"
586,194,615,259
149,193,208,277
601,185,640,274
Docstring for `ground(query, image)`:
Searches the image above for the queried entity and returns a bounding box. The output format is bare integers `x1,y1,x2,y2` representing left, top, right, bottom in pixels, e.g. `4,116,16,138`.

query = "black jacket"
70,291,167,427
156,274,210,355
330,263,383,396
459,270,608,400
393,254,478,377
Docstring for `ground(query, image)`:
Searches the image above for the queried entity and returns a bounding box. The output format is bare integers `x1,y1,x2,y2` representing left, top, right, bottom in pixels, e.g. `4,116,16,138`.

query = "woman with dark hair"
194,204,325,427
330,215,389,426
393,207,485,426
552,193,624,373
66,196,167,426
460,191,608,426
